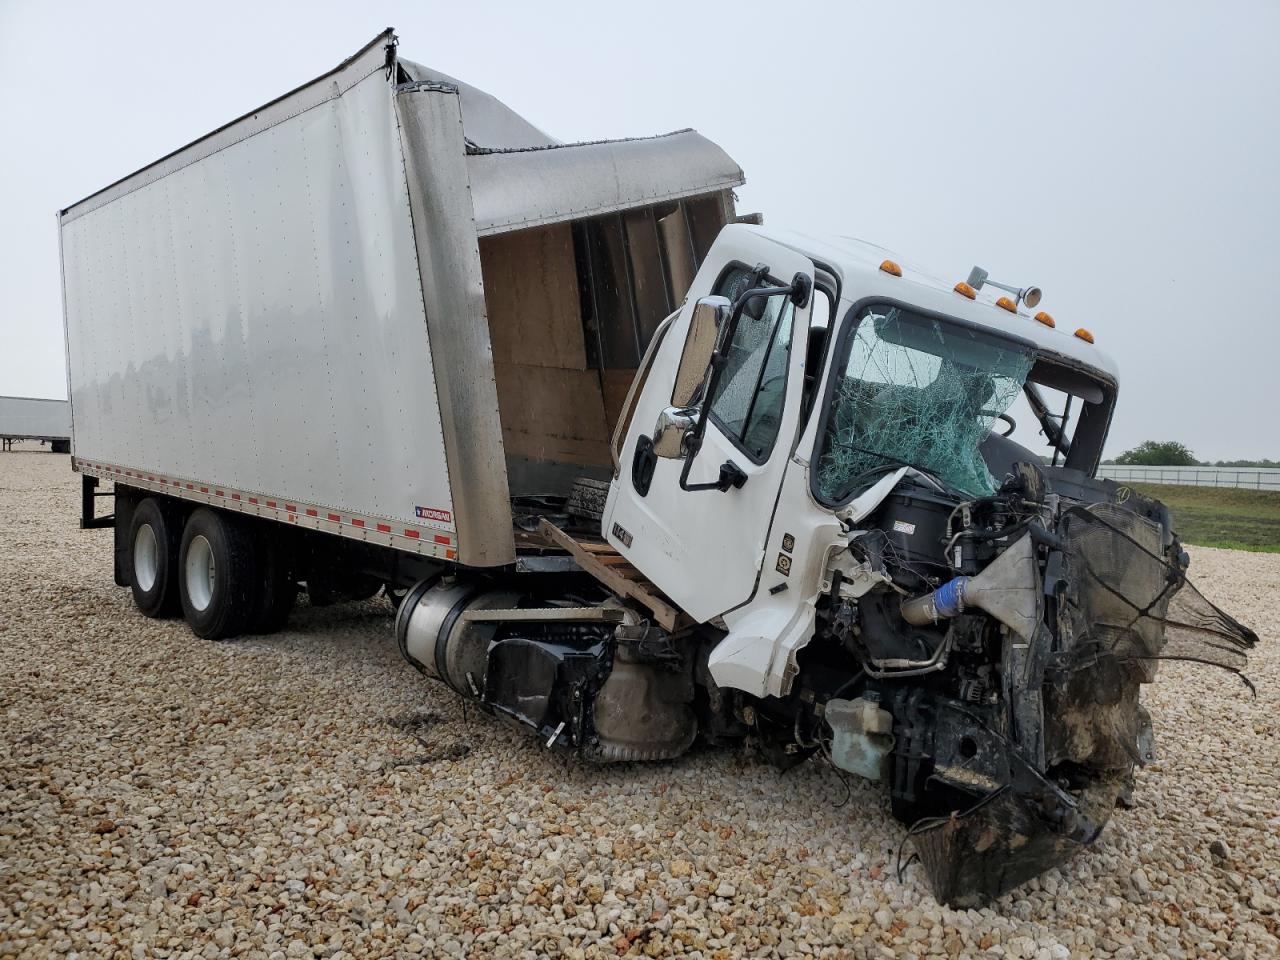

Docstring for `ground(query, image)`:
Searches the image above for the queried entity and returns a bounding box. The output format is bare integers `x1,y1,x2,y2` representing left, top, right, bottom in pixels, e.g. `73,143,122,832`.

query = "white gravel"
1,451,1277,959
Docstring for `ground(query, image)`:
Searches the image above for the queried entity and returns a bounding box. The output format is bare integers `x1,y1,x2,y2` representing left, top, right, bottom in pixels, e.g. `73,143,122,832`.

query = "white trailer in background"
60,29,1256,907
0,396,70,452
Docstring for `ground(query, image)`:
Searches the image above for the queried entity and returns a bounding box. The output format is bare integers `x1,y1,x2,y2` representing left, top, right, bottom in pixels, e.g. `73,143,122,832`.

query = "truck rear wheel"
179,508,260,640
129,498,181,617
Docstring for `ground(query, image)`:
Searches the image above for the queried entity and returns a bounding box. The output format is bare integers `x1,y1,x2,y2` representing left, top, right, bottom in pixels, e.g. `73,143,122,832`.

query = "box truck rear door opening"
477,194,734,500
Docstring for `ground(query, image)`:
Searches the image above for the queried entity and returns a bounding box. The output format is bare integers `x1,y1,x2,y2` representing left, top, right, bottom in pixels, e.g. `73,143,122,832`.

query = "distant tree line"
1102,440,1278,467
1108,441,1199,466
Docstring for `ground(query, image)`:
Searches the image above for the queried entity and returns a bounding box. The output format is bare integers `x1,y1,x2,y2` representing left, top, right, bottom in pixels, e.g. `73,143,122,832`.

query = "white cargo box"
59,31,742,567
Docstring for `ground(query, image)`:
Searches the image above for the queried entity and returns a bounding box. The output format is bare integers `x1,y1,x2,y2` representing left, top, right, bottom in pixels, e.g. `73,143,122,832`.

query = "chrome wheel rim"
185,534,216,612
133,524,159,593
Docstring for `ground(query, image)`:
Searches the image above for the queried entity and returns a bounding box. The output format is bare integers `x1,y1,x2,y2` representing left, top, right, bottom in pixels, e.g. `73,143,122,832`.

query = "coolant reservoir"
825,696,895,781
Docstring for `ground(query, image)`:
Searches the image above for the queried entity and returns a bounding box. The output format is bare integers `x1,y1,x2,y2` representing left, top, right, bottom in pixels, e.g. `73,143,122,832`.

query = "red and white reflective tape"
73,457,458,562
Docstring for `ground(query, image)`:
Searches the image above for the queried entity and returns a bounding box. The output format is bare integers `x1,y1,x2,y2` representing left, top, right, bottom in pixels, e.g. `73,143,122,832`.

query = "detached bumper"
909,779,1121,907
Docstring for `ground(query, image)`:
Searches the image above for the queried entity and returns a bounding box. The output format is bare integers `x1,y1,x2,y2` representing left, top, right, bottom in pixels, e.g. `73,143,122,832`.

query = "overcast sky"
2,0,1277,460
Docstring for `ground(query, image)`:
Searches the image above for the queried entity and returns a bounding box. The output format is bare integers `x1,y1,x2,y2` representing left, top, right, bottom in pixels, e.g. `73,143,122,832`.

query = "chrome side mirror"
652,406,698,459
672,296,731,407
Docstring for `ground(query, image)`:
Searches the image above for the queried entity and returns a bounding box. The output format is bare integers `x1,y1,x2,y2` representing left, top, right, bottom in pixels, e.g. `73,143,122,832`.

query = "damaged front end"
804,462,1258,906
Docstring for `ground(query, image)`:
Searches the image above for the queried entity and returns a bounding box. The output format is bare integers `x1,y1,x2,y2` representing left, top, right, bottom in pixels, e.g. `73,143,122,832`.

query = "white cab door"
603,226,815,622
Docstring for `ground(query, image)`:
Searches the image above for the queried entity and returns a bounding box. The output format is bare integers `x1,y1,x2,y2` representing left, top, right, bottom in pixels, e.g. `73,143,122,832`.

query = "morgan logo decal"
775,553,792,576
781,533,795,553
415,505,452,524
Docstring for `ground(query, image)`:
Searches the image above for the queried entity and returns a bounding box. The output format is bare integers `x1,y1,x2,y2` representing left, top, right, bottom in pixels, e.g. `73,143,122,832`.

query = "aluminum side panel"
394,83,515,566
59,67,457,535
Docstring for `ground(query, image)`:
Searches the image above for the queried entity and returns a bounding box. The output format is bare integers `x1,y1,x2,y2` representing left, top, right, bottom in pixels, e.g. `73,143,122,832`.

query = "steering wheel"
980,410,1017,437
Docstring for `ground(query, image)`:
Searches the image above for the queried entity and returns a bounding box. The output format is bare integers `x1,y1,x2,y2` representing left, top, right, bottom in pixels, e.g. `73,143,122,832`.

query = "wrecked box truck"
60,30,1257,905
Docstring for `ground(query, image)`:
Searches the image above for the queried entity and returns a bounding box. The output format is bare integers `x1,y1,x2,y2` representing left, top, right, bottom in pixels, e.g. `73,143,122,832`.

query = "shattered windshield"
815,305,1035,501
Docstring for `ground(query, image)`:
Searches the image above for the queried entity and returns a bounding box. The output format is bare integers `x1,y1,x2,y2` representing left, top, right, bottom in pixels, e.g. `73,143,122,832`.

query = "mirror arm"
678,300,744,492
677,403,719,492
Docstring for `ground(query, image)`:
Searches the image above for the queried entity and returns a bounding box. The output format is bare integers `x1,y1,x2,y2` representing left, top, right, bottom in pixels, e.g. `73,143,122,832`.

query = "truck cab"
587,223,1243,902
605,223,1119,700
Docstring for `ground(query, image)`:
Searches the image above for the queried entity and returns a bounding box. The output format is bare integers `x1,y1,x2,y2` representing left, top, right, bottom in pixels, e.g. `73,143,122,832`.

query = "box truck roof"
60,30,744,237
397,59,559,150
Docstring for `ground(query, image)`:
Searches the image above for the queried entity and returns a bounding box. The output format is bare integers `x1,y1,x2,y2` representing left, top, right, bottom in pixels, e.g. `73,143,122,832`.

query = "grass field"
1132,482,1280,553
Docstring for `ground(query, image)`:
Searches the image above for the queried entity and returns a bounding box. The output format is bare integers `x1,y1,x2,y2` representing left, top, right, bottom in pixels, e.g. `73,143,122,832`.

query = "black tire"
307,572,382,606
248,527,296,635
178,508,261,641
343,574,385,602
129,498,181,617
384,582,409,612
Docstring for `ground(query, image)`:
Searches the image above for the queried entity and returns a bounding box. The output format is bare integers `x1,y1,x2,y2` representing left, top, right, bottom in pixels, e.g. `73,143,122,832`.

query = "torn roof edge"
464,128,702,156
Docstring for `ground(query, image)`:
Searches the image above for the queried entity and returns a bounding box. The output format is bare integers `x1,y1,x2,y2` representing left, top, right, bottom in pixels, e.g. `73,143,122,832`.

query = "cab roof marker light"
954,281,977,299
1033,311,1056,328
1074,328,1095,343
879,259,902,277
995,296,1018,313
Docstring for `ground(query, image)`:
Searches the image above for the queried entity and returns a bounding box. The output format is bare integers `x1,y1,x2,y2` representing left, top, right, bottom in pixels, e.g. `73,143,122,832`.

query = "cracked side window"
707,268,795,462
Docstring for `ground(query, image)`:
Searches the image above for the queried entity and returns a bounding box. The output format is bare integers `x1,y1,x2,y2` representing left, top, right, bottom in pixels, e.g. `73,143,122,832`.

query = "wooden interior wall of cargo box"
480,192,730,498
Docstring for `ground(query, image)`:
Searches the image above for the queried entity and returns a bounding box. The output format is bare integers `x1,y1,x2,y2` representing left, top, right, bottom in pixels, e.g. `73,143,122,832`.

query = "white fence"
1096,465,1280,491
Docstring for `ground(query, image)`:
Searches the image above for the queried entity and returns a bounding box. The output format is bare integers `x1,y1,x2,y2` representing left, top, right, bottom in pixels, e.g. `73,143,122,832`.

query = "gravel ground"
1,451,1276,960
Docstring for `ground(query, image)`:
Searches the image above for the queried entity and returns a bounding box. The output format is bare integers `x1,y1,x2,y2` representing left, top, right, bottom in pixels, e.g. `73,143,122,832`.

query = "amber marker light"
995,296,1018,313
1033,311,1056,328
954,282,977,299
1074,328,1095,343
879,259,902,277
